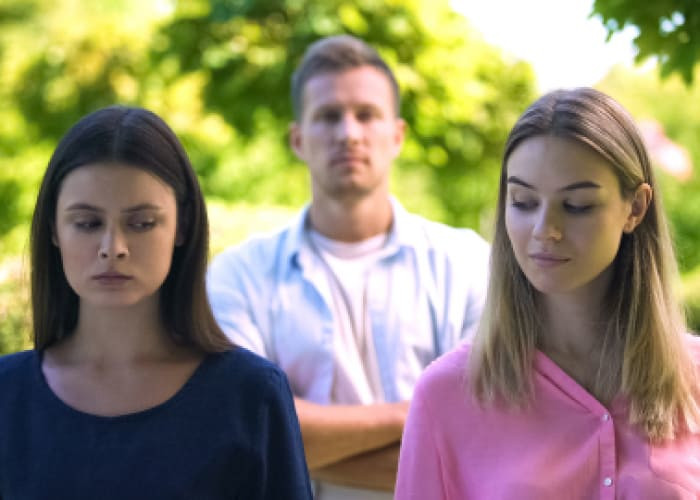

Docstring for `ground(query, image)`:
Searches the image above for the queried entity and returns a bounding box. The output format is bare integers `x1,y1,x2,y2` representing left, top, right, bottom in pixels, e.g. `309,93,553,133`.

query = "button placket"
598,410,616,499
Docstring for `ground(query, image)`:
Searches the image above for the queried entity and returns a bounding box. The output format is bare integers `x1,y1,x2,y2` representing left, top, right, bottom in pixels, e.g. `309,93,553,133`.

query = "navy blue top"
0,347,312,499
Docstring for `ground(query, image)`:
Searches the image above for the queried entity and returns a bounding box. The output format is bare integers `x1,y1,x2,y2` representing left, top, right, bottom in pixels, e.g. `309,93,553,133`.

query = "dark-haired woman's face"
53,163,179,310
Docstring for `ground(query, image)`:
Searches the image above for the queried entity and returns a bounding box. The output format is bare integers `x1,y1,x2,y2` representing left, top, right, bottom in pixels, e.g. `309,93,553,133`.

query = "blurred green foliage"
0,255,31,354
0,0,536,238
598,66,700,273
0,0,536,353
5,0,700,352
593,0,700,83
598,65,700,327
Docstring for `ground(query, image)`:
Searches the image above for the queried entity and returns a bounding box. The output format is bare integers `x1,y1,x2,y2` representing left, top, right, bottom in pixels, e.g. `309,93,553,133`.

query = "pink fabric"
395,337,700,500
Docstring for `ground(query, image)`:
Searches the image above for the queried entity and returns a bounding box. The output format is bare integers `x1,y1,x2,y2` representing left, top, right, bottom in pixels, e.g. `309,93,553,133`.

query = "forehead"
506,135,620,190
57,163,175,207
301,65,396,115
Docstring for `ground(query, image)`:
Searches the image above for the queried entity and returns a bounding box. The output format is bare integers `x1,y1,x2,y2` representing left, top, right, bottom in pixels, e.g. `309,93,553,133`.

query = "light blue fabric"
207,200,490,404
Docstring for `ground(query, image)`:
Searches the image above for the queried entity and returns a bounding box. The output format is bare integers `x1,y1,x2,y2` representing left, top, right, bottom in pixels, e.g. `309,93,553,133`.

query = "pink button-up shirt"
395,337,700,499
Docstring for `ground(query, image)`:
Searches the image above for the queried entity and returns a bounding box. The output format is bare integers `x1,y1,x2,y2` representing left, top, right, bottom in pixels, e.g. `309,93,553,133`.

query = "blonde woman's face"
504,135,637,299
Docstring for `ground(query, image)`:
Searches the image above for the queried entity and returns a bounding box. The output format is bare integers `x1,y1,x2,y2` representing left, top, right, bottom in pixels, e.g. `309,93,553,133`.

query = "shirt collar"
282,197,425,273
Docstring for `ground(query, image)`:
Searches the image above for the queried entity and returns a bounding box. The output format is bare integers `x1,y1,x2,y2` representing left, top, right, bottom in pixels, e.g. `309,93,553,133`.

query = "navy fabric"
0,347,312,499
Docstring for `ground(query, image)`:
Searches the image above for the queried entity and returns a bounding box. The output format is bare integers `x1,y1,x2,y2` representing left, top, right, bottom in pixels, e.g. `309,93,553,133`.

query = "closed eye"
511,199,538,211
563,202,594,214
129,219,157,231
74,219,101,231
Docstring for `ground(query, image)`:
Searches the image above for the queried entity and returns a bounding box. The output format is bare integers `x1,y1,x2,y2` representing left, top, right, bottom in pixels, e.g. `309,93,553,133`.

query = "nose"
98,225,129,260
334,113,361,143
532,205,563,242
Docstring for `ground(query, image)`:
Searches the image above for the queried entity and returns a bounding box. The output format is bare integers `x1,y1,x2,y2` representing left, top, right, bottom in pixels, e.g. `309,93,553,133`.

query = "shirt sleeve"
395,377,447,500
243,368,313,500
206,250,269,357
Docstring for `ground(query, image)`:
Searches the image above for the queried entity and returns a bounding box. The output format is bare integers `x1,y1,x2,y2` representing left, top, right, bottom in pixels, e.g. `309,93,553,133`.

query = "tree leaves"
592,0,700,84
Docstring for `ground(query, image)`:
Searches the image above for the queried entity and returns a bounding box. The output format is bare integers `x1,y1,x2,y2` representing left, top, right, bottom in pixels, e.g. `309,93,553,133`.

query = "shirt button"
601,413,610,421
603,477,613,487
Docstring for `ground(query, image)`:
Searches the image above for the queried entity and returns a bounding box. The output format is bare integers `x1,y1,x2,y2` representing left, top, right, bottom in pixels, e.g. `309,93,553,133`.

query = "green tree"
592,0,700,83
150,0,536,230
0,0,538,353
597,65,700,329
1,0,536,235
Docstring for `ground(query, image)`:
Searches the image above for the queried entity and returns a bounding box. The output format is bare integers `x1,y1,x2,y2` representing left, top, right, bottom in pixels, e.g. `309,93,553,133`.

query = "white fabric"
308,229,388,405
207,199,491,500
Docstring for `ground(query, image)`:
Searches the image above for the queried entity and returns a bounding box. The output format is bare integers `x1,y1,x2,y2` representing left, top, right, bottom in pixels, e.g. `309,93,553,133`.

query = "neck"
56,295,180,364
537,264,615,359
538,291,605,360
309,193,393,242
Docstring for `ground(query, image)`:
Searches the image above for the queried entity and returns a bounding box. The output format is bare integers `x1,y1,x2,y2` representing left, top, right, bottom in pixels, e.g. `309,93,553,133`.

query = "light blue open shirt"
206,199,490,404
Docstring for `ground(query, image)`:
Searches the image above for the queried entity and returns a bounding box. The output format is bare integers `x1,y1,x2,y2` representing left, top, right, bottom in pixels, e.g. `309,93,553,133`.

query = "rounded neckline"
33,349,216,421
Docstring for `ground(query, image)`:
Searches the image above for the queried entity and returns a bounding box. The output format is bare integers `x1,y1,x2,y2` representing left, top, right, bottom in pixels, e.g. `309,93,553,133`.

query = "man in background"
207,35,489,499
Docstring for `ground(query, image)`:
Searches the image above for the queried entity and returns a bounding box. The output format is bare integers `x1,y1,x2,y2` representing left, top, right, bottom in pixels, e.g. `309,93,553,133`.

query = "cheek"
504,209,530,250
590,220,625,261
141,229,178,278
377,127,400,154
55,235,94,289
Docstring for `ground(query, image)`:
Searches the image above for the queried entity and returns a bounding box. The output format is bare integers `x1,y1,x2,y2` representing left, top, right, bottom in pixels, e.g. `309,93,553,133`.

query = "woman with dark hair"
0,106,312,499
395,88,700,499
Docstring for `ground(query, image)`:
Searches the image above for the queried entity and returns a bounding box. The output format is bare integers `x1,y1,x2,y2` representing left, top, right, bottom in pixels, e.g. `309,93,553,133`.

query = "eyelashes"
71,218,158,232
510,200,594,214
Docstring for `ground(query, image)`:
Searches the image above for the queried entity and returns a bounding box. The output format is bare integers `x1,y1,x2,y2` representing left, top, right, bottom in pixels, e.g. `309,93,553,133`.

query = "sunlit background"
452,0,639,91
2,0,700,352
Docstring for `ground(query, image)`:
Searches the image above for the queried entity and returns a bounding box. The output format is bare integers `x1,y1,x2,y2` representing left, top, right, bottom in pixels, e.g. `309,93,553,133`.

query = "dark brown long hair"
31,106,233,353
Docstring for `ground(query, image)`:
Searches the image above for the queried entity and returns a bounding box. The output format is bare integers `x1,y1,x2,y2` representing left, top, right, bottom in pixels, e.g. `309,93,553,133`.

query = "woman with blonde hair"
395,87,700,499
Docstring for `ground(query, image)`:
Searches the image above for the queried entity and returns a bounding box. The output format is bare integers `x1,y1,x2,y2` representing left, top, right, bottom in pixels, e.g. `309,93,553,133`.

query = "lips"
92,272,133,284
331,151,366,166
529,252,570,267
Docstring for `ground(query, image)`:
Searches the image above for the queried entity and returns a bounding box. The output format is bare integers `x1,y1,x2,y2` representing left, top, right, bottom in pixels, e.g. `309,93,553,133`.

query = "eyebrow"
507,176,601,191
64,203,163,213
312,102,381,115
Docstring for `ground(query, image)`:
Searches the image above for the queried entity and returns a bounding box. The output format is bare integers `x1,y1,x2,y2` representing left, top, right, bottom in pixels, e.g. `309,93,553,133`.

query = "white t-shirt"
307,229,390,405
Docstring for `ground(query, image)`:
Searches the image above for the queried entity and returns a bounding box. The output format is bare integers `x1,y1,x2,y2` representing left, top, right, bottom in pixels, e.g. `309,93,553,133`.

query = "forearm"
311,442,401,491
295,397,408,470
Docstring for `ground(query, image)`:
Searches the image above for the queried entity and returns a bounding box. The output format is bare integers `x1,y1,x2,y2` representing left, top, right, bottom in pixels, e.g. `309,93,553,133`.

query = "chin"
84,297,145,309
524,275,573,295
528,276,603,298
80,290,159,309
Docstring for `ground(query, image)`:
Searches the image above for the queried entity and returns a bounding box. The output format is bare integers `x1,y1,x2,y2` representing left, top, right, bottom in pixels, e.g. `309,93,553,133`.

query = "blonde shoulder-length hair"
469,87,699,441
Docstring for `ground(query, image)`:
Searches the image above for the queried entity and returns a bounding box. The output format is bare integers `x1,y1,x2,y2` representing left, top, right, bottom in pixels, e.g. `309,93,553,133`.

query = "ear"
623,183,652,233
393,118,406,152
289,122,305,161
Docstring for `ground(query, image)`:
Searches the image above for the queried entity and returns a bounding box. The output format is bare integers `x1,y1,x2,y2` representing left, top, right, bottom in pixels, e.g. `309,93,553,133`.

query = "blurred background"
2,0,700,353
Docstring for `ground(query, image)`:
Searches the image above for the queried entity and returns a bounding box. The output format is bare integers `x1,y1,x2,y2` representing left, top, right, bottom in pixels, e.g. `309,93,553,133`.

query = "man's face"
290,65,405,201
